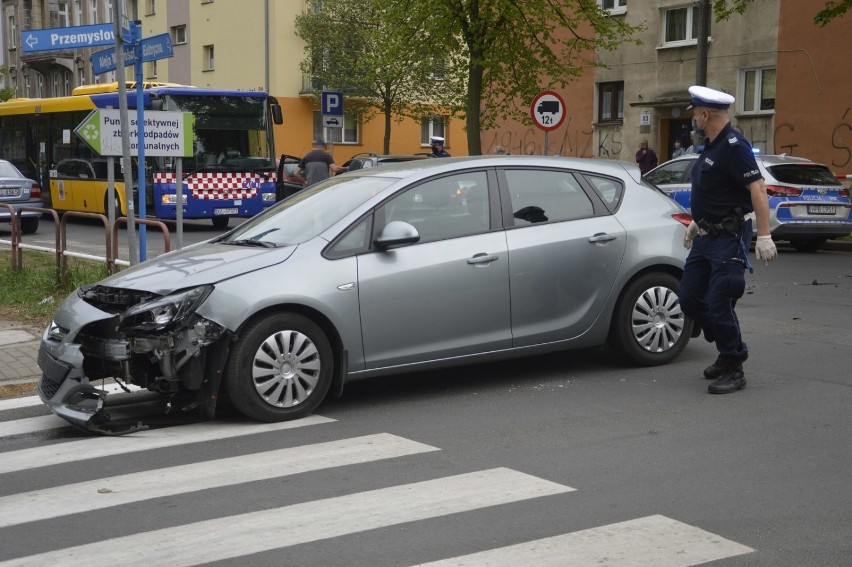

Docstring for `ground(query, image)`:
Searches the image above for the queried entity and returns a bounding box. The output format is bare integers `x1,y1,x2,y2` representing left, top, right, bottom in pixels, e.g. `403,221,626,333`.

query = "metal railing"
1,208,171,286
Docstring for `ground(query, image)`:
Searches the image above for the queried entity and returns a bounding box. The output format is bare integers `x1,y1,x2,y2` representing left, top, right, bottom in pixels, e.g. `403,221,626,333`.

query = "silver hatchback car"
0,158,43,234
38,156,694,433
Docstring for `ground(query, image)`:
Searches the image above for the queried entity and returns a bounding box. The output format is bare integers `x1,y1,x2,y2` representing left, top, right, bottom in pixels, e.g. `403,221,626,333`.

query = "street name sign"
21,24,116,53
91,33,174,75
75,109,194,157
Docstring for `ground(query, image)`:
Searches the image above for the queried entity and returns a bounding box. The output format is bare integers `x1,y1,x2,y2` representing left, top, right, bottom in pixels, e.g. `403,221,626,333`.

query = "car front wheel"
608,273,692,366
225,313,334,422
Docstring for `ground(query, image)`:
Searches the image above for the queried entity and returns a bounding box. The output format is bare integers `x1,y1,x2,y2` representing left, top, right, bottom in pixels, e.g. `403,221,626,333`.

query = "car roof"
346,155,641,181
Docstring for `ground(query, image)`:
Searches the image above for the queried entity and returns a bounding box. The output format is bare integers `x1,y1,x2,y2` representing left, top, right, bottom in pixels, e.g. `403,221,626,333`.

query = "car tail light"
31,182,41,198
672,212,693,227
840,187,850,198
765,184,802,197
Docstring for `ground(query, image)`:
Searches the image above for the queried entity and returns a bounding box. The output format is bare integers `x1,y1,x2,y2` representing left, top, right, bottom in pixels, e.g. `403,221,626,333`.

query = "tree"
711,0,850,26
0,67,14,102
380,0,641,155
295,0,451,153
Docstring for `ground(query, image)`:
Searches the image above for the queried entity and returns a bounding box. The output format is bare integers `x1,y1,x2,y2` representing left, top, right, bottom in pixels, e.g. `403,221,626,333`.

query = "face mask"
692,114,706,140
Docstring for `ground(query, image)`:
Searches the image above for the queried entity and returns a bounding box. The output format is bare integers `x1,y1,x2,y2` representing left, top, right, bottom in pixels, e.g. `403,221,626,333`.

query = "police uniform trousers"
678,220,753,362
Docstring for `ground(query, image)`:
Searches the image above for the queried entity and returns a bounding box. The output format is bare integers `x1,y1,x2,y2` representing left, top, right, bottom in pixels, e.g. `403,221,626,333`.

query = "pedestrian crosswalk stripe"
0,395,41,412
0,414,71,437
411,514,754,566
0,433,439,528
0,468,574,567
0,415,336,474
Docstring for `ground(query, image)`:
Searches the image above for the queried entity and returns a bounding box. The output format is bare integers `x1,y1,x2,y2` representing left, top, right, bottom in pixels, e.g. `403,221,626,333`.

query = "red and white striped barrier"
837,174,852,180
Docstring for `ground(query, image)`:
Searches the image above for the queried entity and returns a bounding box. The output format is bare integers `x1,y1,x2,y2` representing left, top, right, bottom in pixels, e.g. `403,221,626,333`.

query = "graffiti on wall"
485,115,595,157
769,108,851,169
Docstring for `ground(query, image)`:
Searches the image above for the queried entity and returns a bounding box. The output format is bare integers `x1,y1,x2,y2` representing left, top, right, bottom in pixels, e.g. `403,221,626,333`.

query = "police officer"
680,85,778,394
429,136,451,158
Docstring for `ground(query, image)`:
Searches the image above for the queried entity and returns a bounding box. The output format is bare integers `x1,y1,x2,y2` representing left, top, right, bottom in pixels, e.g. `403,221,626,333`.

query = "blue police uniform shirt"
690,122,763,223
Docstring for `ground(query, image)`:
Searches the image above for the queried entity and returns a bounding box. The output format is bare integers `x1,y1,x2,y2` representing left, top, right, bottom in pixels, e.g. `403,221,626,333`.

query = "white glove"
683,221,698,249
755,235,778,263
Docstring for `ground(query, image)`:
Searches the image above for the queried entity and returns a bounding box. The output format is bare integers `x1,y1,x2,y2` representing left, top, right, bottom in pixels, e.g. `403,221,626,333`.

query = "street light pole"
696,0,711,86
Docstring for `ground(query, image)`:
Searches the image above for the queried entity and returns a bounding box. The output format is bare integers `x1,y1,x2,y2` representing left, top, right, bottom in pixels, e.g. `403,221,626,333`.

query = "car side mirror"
375,221,420,250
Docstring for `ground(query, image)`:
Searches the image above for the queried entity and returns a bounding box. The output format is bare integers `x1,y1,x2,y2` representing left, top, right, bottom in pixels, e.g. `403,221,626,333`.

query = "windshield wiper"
226,239,277,248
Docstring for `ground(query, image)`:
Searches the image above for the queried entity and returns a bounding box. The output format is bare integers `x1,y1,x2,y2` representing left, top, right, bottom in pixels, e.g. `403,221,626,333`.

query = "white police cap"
687,85,735,109
430,136,445,145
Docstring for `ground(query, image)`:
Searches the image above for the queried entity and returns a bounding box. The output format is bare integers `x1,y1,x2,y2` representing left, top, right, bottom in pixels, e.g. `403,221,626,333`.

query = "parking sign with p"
322,91,343,129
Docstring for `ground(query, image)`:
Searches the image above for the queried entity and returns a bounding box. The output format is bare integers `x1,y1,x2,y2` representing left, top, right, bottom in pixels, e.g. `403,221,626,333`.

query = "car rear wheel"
103,191,123,223
608,273,692,366
225,312,333,422
212,216,229,230
789,237,826,253
20,216,39,234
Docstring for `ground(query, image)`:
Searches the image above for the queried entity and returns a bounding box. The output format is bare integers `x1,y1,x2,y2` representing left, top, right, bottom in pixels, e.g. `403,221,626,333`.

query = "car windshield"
766,164,839,186
220,175,395,246
0,161,24,178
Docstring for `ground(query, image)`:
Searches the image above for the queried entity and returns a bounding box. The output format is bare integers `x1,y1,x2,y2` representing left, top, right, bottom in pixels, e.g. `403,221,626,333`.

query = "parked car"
275,154,306,201
343,152,431,171
643,153,852,252
0,158,43,234
38,156,694,434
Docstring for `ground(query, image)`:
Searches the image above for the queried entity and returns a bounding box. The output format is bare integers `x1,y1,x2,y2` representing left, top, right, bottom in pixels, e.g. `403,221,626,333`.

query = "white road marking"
0,414,70,436
0,415,335,474
411,514,754,566
0,433,439,528
0,468,574,567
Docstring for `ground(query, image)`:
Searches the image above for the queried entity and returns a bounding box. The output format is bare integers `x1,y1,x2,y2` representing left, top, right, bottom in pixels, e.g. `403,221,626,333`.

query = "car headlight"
47,321,69,341
119,285,213,332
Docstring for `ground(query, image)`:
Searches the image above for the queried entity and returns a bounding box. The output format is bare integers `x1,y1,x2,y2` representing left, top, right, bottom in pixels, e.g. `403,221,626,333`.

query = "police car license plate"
0,188,21,197
807,205,835,215
214,208,238,215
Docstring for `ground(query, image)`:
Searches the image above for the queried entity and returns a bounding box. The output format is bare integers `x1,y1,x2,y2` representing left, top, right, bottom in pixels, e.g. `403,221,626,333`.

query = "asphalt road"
0,247,850,566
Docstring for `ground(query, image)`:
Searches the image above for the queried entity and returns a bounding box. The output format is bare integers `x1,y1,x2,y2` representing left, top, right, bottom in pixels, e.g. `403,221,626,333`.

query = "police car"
643,153,852,252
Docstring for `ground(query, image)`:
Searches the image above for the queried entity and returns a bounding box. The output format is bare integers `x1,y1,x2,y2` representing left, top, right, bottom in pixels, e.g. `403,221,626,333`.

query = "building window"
73,0,82,26
24,74,30,97
146,0,155,16
36,74,45,98
63,71,71,95
146,60,157,79
88,0,97,24
78,67,85,86
420,116,446,145
600,0,627,15
57,2,70,27
662,5,700,46
740,67,776,114
105,0,113,22
203,45,214,71
172,25,186,45
8,14,16,49
313,111,359,144
597,81,624,123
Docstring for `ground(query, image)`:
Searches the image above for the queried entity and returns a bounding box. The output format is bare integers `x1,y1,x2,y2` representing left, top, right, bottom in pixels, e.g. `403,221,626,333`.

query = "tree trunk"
466,62,484,155
383,97,392,154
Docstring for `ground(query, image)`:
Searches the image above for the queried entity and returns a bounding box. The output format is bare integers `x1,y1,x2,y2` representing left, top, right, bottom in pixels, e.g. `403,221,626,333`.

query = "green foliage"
711,0,849,26
379,0,642,155
0,66,14,102
0,251,110,326
295,0,452,153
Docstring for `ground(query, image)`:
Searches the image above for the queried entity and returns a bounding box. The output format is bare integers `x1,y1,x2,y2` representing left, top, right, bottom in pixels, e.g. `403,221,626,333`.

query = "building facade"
3,1,850,172
591,0,851,173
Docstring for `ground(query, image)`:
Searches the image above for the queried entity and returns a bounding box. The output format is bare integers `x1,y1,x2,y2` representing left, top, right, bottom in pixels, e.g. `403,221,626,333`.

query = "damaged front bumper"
37,284,230,435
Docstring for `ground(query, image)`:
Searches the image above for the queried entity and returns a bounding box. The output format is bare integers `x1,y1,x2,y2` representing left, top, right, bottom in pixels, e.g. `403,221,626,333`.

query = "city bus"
0,82,283,229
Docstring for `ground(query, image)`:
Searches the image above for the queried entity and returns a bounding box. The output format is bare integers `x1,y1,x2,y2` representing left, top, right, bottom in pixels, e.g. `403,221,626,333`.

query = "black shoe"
708,364,746,394
703,356,726,380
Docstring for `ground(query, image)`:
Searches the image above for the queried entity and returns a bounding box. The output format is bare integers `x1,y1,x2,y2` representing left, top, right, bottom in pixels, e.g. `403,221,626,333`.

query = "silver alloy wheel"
252,329,321,408
631,285,685,353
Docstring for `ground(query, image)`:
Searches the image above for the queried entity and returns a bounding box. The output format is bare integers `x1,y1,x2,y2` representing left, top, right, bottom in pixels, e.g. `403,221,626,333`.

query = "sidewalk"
0,320,43,399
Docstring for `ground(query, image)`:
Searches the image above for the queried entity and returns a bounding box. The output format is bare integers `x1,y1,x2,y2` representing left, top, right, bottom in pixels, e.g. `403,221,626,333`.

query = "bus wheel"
212,216,230,230
103,192,122,223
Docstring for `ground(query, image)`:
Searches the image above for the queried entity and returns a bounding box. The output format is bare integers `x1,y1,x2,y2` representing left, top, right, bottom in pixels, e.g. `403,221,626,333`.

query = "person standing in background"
635,140,658,174
298,139,346,187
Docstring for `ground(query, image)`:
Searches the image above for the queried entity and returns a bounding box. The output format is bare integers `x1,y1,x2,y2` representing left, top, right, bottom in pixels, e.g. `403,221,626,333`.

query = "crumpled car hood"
98,241,296,294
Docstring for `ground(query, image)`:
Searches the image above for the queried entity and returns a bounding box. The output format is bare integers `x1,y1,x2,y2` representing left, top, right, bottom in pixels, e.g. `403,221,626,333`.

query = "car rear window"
766,164,838,186
0,161,24,178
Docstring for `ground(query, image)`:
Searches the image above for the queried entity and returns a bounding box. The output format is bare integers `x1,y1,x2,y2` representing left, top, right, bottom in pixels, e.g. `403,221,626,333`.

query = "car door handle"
467,253,499,265
588,233,617,243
